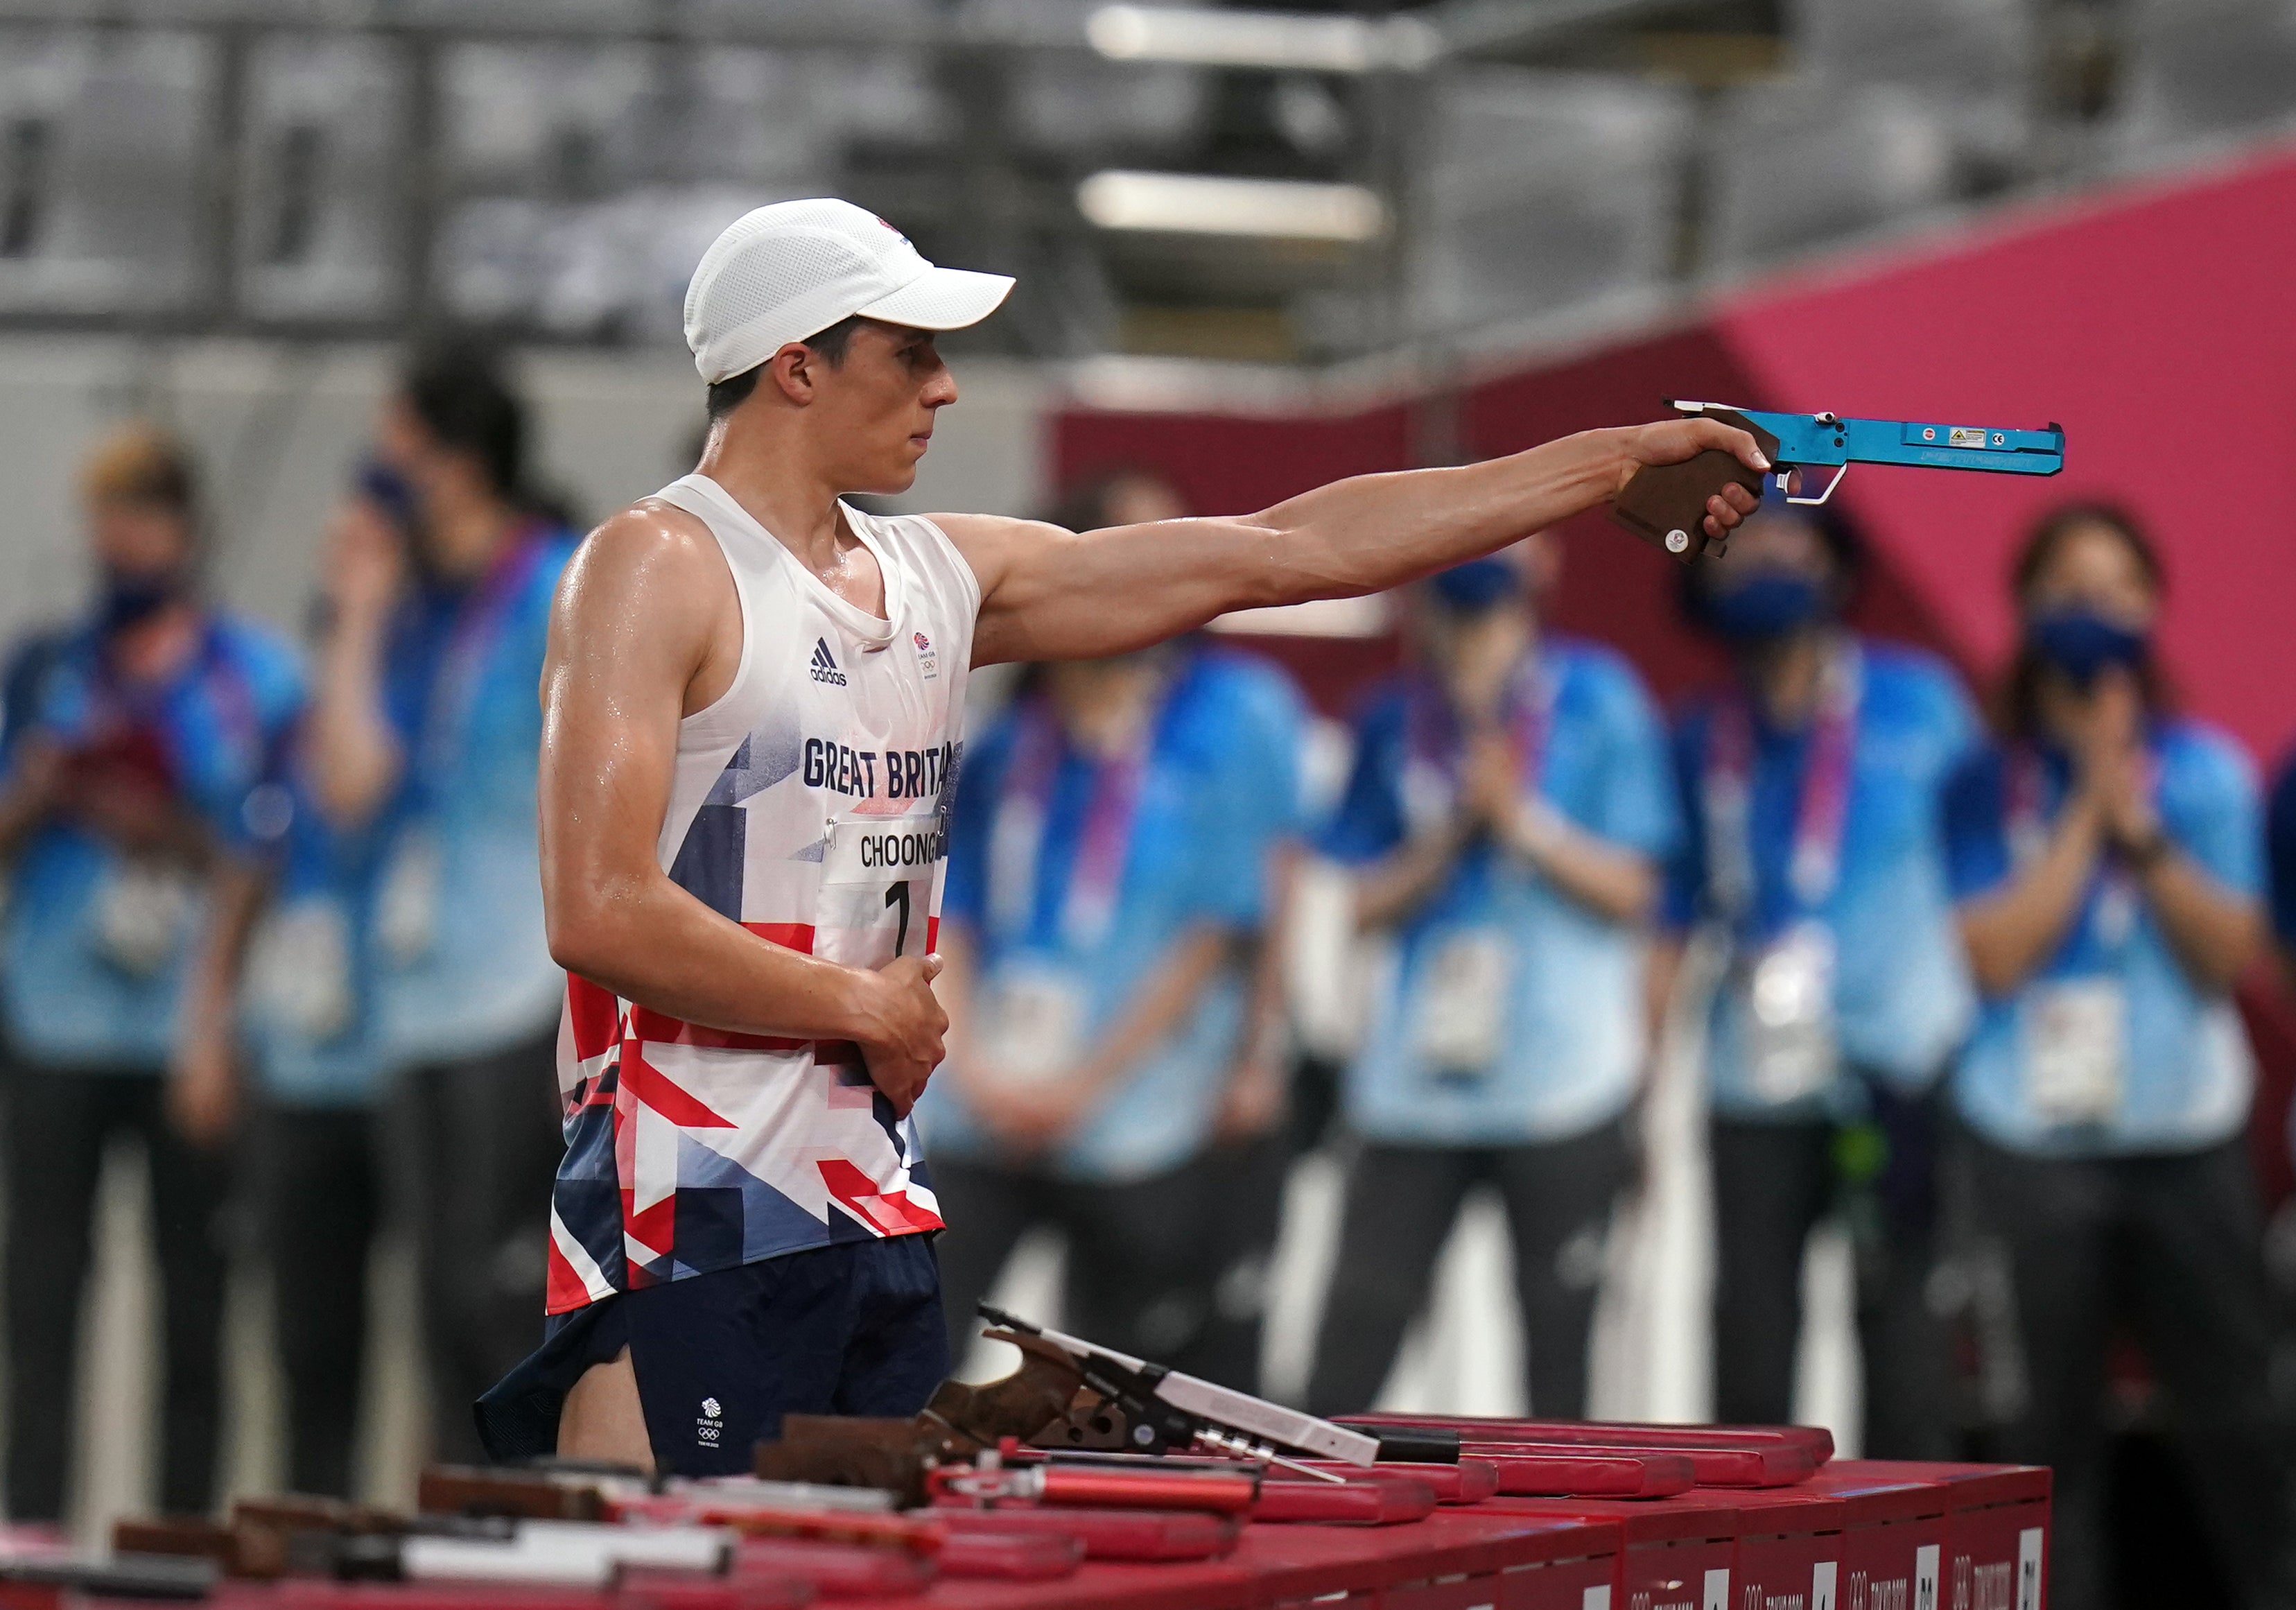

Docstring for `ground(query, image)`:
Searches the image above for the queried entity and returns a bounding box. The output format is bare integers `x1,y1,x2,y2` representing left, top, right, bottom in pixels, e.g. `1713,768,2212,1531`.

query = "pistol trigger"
1785,462,1847,506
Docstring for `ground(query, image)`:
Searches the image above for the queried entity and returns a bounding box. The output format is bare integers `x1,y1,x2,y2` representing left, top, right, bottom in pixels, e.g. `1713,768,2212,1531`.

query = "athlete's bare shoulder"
566,496,724,600
548,496,742,715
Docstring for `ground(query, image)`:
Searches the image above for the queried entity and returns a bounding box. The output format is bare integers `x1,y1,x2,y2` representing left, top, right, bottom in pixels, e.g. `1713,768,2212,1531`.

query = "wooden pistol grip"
1608,409,1779,562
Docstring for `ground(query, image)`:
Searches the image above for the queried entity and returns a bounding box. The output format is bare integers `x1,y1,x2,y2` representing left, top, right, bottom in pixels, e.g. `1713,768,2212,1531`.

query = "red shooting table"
827,1555,1255,1610
1486,1460,2043,1610
829,1509,1620,1610
1845,1463,2049,1610
1696,1480,1846,1610
1233,1506,1615,1609
1800,1465,1950,1610
66,1459,2042,1610
1484,1495,1738,1610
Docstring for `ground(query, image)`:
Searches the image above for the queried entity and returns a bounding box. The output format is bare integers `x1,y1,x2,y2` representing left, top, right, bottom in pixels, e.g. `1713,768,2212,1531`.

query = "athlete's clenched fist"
854,951,948,1118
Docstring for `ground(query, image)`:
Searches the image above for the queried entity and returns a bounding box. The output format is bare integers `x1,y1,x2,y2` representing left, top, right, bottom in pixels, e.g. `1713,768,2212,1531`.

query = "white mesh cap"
683,198,1014,383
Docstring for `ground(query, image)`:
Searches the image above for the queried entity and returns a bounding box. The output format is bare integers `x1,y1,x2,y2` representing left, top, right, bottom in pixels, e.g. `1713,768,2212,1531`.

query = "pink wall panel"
1711,140,2296,759
1047,141,2296,1193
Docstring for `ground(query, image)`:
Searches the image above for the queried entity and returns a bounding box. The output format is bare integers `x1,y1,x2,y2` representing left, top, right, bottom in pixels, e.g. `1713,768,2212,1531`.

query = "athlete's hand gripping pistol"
1613,401,2067,561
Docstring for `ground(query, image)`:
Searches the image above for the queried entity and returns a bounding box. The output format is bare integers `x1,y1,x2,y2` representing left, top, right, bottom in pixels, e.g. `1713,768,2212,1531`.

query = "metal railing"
0,0,2287,359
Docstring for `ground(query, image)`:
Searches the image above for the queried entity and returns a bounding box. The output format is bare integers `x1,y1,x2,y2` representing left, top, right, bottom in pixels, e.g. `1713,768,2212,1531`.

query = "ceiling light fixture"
1084,5,1438,73
1077,171,1389,241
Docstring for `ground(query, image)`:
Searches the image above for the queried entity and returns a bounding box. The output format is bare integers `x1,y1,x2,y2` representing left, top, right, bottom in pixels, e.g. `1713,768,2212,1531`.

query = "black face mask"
98,569,190,634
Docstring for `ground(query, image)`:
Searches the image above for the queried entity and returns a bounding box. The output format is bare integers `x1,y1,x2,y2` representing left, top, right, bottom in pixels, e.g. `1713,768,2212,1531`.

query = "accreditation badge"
2024,978,2124,1126
974,962,1091,1089
92,857,195,977
1741,919,1839,1105
1409,926,1512,1081
376,829,442,967
247,897,354,1042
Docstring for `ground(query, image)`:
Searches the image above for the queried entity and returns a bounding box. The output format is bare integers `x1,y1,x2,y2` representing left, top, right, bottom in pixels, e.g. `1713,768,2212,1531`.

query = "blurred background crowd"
1,2,2295,1609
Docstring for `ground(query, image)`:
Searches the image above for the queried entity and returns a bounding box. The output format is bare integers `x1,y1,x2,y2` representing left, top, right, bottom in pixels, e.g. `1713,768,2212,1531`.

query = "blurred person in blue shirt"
0,424,301,1519
306,342,578,1463
919,631,1305,1375
175,713,399,1498
2272,755,2296,987
2265,750,2296,1181
1658,498,1977,1459
1942,505,2289,1610
1304,544,1676,1419
1002,464,1310,1389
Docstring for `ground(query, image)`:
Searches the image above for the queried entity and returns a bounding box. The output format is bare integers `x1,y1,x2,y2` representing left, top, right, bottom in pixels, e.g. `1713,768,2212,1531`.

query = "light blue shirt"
920,649,1307,1184
0,614,303,1071
376,527,577,1064
1945,720,2261,1154
243,759,398,1109
1664,639,1979,1119
1322,639,1679,1145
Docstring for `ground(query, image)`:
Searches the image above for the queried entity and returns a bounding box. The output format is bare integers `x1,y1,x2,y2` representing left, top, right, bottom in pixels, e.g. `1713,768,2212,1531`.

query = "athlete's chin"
854,462,921,496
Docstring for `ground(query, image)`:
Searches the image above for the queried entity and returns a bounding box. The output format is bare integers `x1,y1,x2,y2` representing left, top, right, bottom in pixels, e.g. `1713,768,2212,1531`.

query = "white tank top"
546,474,977,1313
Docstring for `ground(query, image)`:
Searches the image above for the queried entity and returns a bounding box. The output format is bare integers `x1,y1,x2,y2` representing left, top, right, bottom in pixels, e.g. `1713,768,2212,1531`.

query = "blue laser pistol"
1610,401,2066,560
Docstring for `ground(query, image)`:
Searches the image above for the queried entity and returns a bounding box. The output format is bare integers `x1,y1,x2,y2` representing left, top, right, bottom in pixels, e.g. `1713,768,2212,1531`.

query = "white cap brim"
854,265,1015,332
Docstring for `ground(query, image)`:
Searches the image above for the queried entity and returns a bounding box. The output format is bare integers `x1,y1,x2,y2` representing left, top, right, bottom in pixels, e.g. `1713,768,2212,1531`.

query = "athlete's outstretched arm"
943,418,1767,666
539,503,947,1111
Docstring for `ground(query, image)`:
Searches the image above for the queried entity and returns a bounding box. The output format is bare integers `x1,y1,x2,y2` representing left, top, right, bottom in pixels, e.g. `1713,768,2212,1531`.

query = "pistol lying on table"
749,1302,1456,1500
1612,400,2067,560
976,1303,1453,1478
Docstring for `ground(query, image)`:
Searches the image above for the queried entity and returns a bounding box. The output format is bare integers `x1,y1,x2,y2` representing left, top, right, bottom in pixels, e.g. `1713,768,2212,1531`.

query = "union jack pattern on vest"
544,476,977,1313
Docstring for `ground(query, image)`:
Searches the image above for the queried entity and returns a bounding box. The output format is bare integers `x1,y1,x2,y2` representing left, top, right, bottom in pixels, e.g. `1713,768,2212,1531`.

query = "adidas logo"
810,638,847,686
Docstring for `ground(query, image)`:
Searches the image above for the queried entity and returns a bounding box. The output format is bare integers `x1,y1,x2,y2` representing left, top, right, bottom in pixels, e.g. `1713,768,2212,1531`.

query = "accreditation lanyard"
1402,653,1555,827
987,698,1151,951
2004,742,2157,954
410,526,548,800
83,620,263,801
1703,639,1862,928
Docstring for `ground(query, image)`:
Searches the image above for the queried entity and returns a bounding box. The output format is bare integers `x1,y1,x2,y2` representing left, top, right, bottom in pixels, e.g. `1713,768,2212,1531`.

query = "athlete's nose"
922,362,957,410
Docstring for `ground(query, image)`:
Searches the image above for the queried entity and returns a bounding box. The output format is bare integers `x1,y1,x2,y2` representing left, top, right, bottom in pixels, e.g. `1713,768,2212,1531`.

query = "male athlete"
475,198,1767,1471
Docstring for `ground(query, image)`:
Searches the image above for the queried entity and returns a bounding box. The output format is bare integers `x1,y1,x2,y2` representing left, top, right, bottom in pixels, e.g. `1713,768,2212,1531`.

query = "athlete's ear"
768,342,821,406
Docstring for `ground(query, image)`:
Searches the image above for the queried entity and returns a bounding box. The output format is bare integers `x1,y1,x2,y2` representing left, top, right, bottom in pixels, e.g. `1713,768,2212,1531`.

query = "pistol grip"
1609,408,1780,562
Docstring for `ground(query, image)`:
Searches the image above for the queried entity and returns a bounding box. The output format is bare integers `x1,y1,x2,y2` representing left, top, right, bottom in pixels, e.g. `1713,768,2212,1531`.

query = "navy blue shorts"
475,1235,950,1477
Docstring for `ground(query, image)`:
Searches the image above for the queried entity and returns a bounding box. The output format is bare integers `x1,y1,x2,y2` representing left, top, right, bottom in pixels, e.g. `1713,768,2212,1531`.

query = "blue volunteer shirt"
2267,750,2296,953
0,614,303,1070
1664,639,1978,1117
921,648,1307,1183
242,760,398,1109
376,526,577,1064
1323,639,1678,1145
1944,720,2261,1154
2276,752,2296,1170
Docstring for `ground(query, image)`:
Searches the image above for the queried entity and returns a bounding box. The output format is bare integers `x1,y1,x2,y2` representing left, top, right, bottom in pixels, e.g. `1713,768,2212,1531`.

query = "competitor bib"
821,810,945,966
